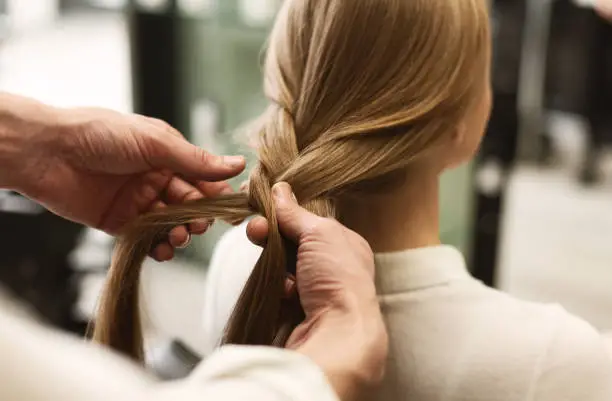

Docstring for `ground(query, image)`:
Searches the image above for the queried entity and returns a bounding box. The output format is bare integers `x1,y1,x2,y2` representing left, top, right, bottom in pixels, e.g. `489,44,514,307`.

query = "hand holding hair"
93,171,387,400
0,93,245,261
251,182,388,400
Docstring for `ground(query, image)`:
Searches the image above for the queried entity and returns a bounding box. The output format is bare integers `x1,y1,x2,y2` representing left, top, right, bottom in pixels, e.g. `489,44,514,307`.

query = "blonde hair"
92,0,491,361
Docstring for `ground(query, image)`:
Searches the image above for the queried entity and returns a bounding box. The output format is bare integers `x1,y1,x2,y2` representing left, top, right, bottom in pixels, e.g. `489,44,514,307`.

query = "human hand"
246,183,388,401
13,101,245,261
596,0,612,20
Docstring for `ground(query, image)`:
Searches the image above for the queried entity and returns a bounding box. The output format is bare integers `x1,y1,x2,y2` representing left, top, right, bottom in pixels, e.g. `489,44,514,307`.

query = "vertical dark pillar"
580,13,611,185
129,1,186,132
470,0,525,287
471,94,518,287
0,0,8,41
127,1,205,368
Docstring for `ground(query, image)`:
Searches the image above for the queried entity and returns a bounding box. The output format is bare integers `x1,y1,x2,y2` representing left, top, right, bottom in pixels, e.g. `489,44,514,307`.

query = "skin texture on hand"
596,0,612,20
0,94,245,260
247,183,388,401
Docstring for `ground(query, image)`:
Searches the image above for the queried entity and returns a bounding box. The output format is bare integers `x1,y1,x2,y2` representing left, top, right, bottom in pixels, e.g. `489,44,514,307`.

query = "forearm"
0,93,58,191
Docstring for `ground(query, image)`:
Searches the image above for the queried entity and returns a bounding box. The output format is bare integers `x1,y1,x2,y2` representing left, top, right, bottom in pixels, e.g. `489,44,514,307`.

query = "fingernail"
176,233,192,249
203,219,215,232
189,219,211,233
284,274,297,299
220,186,234,195
272,182,296,202
272,182,291,201
240,181,249,193
223,155,245,169
272,182,284,199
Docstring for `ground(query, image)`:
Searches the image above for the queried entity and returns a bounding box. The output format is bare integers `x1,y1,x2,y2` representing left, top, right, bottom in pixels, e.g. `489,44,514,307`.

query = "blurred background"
0,0,610,379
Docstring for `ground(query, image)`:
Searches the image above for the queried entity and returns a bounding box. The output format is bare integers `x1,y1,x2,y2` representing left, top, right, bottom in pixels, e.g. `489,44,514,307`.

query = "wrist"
296,307,387,401
0,93,63,193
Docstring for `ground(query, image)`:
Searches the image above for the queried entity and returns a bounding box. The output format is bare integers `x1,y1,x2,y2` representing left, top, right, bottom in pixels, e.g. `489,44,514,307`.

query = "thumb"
272,182,319,243
152,134,246,180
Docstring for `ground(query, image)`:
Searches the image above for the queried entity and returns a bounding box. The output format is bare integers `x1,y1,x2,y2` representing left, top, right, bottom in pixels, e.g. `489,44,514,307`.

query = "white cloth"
203,224,612,401
573,0,597,8
0,292,338,401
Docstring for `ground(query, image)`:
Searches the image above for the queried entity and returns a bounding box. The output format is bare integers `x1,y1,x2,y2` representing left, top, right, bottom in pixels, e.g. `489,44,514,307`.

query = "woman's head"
254,0,491,202
92,0,492,360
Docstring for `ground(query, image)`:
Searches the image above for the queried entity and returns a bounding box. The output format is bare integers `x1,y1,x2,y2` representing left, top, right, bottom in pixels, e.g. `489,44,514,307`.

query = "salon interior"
0,0,610,378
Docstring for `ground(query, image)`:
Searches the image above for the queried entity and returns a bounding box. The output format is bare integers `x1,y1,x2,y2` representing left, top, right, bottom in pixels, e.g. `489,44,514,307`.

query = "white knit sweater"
0,290,338,401
203,224,612,401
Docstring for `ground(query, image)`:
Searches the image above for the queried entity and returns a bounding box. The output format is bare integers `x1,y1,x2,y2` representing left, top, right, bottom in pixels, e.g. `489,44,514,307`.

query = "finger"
164,176,205,204
165,176,233,206
162,177,221,237
145,117,183,138
239,180,249,193
151,242,174,262
189,219,211,235
151,134,246,181
231,218,246,227
164,177,216,231
272,182,319,243
149,201,186,256
246,216,269,247
283,275,297,299
142,120,238,197
142,116,247,179
169,225,191,248
194,180,234,198
146,118,236,197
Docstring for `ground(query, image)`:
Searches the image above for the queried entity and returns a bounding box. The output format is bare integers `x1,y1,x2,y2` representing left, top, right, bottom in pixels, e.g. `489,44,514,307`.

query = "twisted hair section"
92,0,490,361
91,195,252,359
92,105,339,359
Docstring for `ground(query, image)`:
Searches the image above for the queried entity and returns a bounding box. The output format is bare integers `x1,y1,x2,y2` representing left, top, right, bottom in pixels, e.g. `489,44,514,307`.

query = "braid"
224,103,334,346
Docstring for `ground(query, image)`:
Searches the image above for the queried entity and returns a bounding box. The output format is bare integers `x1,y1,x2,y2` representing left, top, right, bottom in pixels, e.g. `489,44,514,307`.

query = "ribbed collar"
374,245,470,295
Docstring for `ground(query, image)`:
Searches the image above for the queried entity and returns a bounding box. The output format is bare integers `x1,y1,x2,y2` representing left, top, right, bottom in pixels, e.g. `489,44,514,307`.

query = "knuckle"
317,217,338,234
148,117,182,138
147,117,168,128
194,147,211,166
141,184,160,204
86,118,112,136
303,217,333,239
357,235,373,254
299,220,323,242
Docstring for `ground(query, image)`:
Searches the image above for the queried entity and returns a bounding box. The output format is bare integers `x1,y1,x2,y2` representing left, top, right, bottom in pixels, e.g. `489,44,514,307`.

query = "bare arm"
0,93,53,191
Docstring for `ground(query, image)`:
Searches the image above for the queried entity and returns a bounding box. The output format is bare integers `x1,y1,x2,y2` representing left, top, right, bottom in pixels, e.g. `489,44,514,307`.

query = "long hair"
92,0,491,361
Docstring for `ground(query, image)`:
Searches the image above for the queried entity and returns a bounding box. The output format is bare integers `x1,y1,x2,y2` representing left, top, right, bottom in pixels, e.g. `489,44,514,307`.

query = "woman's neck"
339,171,441,253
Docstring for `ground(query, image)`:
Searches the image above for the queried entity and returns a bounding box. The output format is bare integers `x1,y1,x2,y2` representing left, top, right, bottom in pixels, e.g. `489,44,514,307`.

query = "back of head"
92,0,491,361
255,0,491,208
